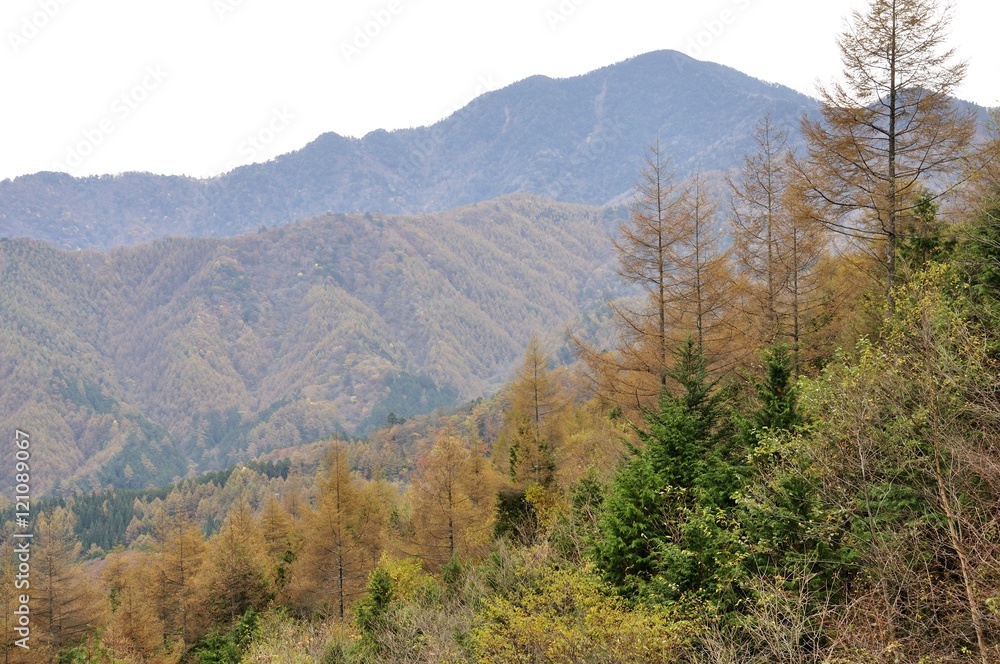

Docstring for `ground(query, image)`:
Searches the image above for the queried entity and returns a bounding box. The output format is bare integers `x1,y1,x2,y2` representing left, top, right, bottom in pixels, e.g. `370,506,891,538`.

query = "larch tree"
780,176,834,369
611,138,682,392
199,498,272,628
0,542,26,662
152,502,205,644
260,494,297,590
729,117,833,368
730,115,791,343
102,551,166,662
667,173,736,372
580,143,735,410
500,334,564,488
799,0,976,312
408,431,499,568
286,443,377,619
33,507,104,654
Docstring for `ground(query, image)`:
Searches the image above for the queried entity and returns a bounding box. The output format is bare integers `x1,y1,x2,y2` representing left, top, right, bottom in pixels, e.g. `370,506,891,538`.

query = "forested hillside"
0,195,623,493
3,1,1000,662
0,50,817,250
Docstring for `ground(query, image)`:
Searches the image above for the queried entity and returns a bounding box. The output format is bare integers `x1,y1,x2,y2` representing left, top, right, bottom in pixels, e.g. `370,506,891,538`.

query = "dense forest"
0,196,623,494
3,0,1000,662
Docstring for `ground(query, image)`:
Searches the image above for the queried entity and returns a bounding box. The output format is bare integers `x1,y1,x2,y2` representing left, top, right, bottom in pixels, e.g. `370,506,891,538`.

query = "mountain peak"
2,51,817,250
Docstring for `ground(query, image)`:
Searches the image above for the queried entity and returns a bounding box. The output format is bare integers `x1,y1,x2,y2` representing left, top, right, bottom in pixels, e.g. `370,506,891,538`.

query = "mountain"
0,195,624,494
0,50,817,250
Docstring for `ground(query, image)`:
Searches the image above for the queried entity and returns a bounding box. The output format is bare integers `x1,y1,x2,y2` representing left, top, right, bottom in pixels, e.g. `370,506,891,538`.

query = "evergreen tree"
738,344,803,446
597,341,740,606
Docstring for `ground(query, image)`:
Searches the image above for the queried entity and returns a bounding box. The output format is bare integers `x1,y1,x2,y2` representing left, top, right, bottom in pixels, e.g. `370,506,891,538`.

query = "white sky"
1,0,997,181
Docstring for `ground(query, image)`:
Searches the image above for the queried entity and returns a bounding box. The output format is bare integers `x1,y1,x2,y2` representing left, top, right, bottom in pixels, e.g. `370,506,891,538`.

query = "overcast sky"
2,0,997,181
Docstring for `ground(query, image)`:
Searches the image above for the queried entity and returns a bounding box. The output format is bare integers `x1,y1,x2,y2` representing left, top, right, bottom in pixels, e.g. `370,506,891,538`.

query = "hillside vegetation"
3,3,1000,661
0,195,622,493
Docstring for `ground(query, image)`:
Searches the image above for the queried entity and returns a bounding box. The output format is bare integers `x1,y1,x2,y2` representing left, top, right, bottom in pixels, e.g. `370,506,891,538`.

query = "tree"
259,494,297,590
33,507,104,654
730,117,831,366
597,341,740,606
198,498,272,628
732,345,851,639
956,153,1000,341
102,551,168,662
730,115,793,343
152,501,205,644
499,335,564,488
611,138,682,391
669,174,736,372
408,431,499,568
737,344,804,444
799,0,976,312
583,145,736,411
285,443,384,619
808,267,1000,661
0,541,28,663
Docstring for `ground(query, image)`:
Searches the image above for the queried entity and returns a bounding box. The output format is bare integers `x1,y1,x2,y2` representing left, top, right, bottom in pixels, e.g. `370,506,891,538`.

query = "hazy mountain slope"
0,195,623,493
0,50,816,250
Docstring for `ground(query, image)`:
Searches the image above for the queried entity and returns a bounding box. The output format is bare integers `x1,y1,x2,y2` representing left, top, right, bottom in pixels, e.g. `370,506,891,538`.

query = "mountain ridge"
1,50,819,250
0,194,624,493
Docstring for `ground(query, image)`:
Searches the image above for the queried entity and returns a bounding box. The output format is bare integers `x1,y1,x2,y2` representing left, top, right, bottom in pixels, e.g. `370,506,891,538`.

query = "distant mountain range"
0,196,624,493
0,50,818,250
